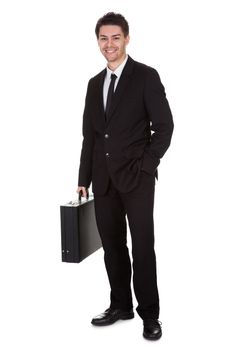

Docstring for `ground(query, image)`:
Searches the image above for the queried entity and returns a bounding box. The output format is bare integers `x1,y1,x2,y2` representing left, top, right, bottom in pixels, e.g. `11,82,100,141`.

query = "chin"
106,55,118,62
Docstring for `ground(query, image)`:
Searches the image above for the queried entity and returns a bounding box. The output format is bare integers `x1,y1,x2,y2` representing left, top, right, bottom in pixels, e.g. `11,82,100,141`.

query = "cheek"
118,44,124,51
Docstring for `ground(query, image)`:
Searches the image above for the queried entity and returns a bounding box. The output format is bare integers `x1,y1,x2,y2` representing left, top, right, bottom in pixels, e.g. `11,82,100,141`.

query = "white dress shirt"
103,55,128,110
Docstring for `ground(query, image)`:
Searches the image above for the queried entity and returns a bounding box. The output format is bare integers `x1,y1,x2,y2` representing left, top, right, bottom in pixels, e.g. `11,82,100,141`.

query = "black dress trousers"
93,170,160,320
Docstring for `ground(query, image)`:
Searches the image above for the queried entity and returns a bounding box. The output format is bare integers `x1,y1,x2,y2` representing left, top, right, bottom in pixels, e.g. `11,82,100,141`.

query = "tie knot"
111,74,117,81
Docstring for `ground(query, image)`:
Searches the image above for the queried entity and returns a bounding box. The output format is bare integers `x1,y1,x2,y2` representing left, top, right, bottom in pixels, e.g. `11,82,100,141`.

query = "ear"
125,35,130,45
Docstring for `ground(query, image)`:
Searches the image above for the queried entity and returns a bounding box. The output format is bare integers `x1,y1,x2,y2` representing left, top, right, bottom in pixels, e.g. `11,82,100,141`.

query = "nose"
106,38,113,47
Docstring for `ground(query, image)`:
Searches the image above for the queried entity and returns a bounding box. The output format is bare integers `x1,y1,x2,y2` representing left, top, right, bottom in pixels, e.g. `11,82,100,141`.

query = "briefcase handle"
78,189,89,201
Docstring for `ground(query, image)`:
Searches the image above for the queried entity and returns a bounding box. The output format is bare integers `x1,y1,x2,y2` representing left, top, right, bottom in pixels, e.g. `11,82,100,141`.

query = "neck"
107,53,127,71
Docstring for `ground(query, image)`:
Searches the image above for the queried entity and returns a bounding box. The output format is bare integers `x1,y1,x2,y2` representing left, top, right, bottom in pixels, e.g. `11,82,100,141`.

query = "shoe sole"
91,313,134,326
143,331,162,341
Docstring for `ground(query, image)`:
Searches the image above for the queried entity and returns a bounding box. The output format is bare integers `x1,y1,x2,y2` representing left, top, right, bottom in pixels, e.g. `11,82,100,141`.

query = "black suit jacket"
78,56,174,195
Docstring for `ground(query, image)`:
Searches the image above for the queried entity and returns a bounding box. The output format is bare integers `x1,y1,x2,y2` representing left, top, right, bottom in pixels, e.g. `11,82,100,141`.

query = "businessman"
76,12,174,340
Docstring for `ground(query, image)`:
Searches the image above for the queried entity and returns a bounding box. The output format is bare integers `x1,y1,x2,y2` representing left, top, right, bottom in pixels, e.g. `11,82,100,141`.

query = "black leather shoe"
91,308,134,326
143,319,162,340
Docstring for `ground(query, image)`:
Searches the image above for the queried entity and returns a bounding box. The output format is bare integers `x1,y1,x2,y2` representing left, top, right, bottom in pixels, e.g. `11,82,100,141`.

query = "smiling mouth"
105,49,117,54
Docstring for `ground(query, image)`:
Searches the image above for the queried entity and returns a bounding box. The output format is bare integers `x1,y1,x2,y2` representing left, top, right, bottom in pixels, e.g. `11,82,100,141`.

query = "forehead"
99,25,124,37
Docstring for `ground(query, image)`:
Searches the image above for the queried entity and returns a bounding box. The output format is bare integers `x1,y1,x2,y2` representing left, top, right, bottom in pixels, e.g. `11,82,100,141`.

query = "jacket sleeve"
141,68,174,175
78,80,95,187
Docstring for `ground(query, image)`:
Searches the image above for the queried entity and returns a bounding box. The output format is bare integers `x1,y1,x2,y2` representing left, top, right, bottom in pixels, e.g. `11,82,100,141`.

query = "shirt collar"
106,55,128,79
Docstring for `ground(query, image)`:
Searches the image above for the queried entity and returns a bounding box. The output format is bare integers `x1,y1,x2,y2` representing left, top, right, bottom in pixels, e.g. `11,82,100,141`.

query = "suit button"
106,152,110,157
104,134,109,138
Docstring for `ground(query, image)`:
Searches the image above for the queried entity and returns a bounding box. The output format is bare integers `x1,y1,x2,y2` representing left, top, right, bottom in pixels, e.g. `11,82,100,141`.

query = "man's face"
97,25,129,64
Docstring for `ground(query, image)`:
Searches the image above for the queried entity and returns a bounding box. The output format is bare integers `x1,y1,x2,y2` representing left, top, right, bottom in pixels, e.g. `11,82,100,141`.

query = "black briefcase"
60,194,102,263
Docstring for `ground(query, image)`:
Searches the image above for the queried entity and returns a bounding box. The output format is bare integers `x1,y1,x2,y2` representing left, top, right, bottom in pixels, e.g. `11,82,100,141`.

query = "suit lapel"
92,68,106,129
95,57,135,127
106,56,134,125
98,69,106,116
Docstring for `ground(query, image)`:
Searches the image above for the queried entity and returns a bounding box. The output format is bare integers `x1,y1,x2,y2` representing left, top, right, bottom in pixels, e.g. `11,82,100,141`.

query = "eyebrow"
99,34,121,38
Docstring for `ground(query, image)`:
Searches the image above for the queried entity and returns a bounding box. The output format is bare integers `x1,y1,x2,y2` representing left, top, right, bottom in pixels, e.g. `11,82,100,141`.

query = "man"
76,12,174,341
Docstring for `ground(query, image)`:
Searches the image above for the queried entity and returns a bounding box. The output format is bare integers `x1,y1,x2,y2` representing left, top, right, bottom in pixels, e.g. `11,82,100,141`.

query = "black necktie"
105,74,117,121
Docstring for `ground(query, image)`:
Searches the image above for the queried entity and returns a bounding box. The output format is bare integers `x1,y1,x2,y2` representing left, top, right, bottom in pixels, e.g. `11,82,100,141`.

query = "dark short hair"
95,12,129,38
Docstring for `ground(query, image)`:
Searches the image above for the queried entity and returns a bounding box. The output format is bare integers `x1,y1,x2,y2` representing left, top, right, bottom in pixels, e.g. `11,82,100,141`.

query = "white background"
1,0,233,349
